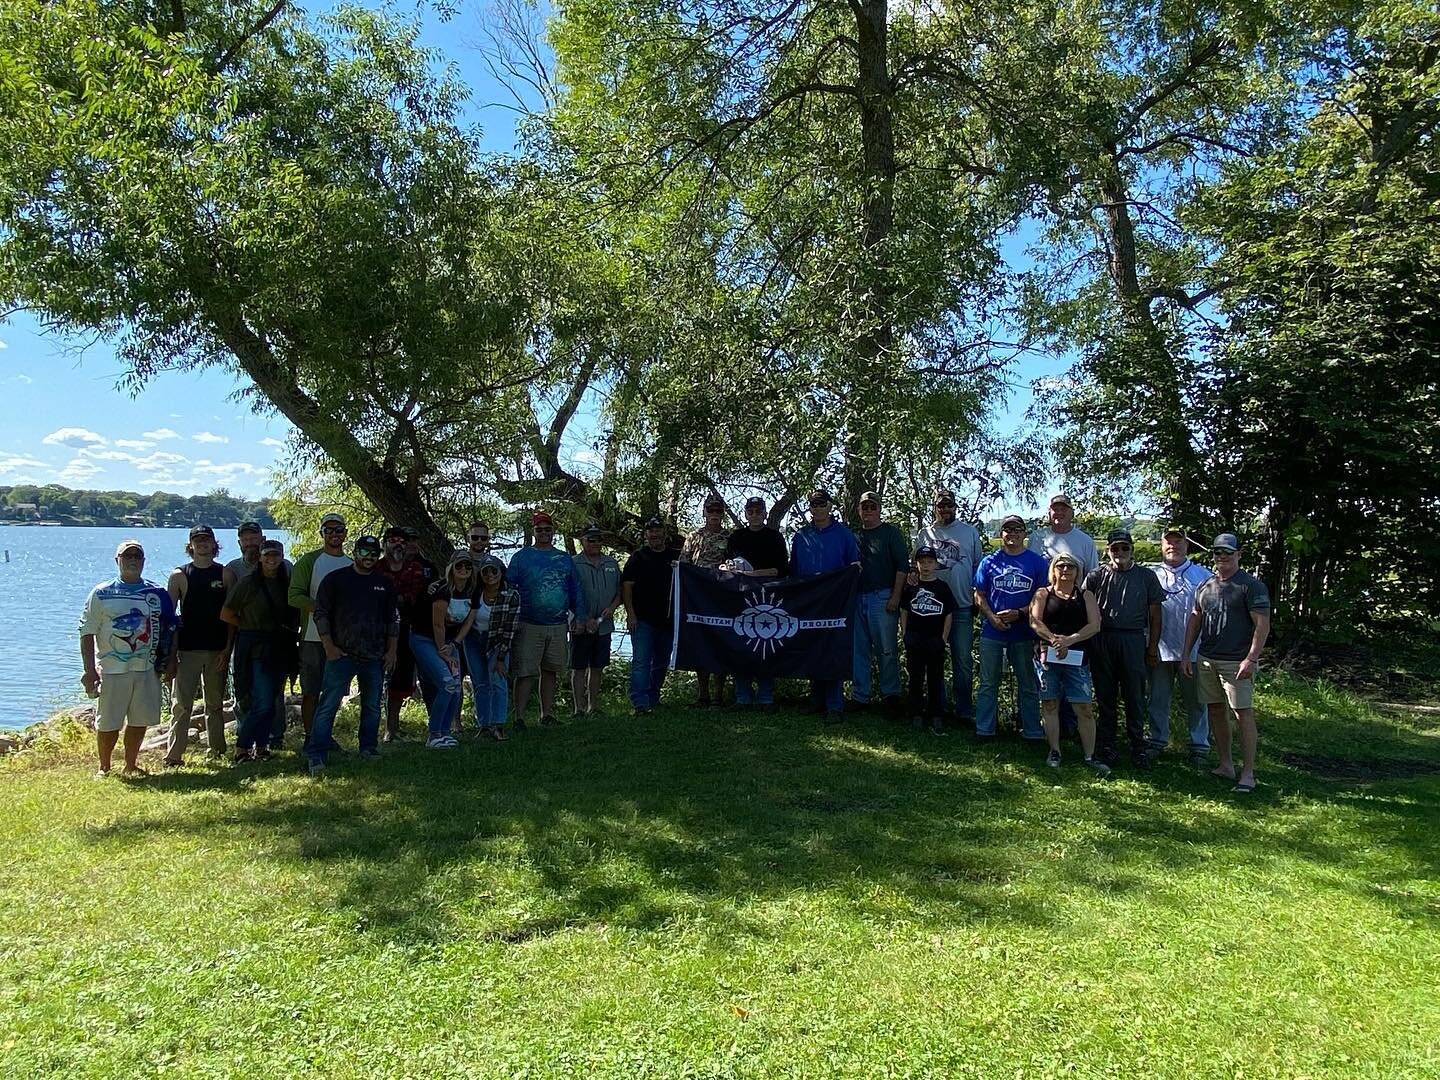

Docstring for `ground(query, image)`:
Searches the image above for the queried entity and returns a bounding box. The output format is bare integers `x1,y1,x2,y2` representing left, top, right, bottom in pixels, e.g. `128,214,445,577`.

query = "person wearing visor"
289,512,353,738
973,514,1047,740
221,539,296,762
78,540,178,779
163,525,235,766
1084,529,1165,769
306,535,398,776
1029,552,1107,773
466,555,520,739
408,551,477,748
1182,533,1271,793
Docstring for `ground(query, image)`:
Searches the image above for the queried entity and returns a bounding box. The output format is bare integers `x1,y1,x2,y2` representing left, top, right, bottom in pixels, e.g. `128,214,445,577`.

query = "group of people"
77,490,1271,791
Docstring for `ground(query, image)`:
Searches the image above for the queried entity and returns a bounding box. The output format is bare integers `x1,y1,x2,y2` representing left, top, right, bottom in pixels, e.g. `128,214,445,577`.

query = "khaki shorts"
97,669,163,731
514,622,568,678
1197,656,1255,711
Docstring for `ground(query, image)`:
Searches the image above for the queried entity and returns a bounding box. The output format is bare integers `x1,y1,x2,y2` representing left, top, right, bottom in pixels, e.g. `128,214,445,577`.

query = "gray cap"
1212,533,1240,553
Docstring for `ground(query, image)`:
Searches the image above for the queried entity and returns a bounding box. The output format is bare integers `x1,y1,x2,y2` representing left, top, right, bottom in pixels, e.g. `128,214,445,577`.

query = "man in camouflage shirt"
681,494,732,706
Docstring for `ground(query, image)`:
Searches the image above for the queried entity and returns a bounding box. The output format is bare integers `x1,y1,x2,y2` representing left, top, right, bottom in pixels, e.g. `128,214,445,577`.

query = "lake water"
0,526,298,729
0,526,634,729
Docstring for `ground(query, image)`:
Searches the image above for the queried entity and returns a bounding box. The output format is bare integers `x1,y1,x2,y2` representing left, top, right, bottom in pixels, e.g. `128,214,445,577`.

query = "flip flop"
1232,781,1256,794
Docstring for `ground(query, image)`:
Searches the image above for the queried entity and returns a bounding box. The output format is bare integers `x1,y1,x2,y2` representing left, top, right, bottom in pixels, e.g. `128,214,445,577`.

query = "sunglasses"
454,564,473,572
935,501,956,508
1213,548,1236,556
322,525,347,534
468,534,489,542
1109,543,1132,551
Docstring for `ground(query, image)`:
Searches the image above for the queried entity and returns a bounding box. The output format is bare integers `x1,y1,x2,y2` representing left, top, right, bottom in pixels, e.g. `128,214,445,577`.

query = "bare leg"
1210,702,1236,779
539,670,557,718
1234,707,1258,786
571,669,586,716
513,676,534,726
121,725,146,771
588,669,603,713
97,729,120,774
1074,702,1097,759
1041,700,1060,752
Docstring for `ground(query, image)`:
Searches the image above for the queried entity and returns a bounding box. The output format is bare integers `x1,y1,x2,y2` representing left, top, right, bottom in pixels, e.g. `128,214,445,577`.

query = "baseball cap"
1000,514,1026,530
531,511,553,527
858,491,881,506
914,545,938,561
642,515,665,530
383,525,407,540
744,496,766,510
114,539,145,558
237,521,262,534
352,535,382,557
401,526,420,540
448,550,475,570
1052,552,1081,570
188,524,216,539
807,490,832,507
934,489,956,505
703,494,724,510
477,555,505,575
582,524,602,540
1212,533,1240,554
1107,529,1133,545
1161,524,1189,538
1049,494,1073,509
259,539,285,554
320,512,347,529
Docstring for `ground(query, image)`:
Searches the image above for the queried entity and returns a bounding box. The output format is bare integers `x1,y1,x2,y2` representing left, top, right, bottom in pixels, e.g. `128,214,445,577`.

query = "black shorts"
569,632,612,669
387,630,417,698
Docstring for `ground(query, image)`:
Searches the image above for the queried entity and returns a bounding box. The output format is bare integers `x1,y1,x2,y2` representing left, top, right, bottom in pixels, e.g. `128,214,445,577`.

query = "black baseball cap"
237,521,262,534
1000,514,1026,531
703,494,724,510
383,525,407,540
260,539,284,554
353,535,382,557
744,496,766,510
189,524,216,539
808,490,832,507
914,545,939,561
1107,529,1133,545
582,524,602,540
643,515,665,530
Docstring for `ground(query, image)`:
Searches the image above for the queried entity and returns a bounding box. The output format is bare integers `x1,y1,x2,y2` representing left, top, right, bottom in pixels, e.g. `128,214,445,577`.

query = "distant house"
123,513,151,527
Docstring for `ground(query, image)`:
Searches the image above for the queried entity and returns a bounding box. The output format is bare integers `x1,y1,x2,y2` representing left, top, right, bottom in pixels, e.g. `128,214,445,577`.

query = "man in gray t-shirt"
1084,529,1163,768
1182,533,1272,794
1028,494,1099,576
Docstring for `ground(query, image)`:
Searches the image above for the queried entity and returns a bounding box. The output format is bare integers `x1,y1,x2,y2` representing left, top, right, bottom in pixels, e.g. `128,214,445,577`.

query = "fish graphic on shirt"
110,607,151,656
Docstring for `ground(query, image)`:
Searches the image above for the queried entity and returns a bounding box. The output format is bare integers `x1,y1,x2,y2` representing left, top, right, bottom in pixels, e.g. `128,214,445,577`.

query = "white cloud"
41,427,106,448
57,458,104,483
114,439,155,450
6,374,31,385
193,461,266,477
192,431,229,444
259,437,285,448
79,448,139,461
0,454,50,473
142,427,181,441
0,338,8,349
133,451,189,472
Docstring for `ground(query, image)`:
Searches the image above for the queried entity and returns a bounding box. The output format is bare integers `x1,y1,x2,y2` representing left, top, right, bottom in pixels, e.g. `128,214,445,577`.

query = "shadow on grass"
73,670,1440,949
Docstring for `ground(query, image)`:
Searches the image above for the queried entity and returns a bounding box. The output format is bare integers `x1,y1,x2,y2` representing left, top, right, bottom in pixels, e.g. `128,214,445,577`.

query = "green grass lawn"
2,672,1438,1078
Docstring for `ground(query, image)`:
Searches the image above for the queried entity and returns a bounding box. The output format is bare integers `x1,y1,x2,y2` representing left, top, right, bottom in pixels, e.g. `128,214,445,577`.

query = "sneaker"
1131,751,1153,771
232,750,254,765
514,716,528,731
1189,750,1210,768
254,748,274,762
358,748,381,760
1046,749,1062,768
823,709,842,725
911,714,925,730
930,723,948,737
93,768,111,781
426,737,446,749
307,761,326,779
1084,757,1111,777
381,730,396,744
540,714,558,727
440,735,459,747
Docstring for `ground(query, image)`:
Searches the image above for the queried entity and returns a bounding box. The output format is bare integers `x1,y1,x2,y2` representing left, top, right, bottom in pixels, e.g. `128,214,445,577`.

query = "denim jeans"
232,634,287,747
851,589,901,702
734,677,776,705
975,636,1041,737
409,632,461,739
306,655,384,765
809,679,845,713
463,632,509,728
1148,659,1209,751
234,631,286,752
946,608,976,719
628,621,670,708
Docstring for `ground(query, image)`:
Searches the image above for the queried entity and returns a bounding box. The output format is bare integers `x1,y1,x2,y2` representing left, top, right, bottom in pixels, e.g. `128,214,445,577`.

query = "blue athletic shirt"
790,520,861,578
506,545,580,625
973,549,1049,642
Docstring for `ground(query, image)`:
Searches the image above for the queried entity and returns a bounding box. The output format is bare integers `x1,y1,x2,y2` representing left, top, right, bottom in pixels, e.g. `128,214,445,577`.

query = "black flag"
671,564,859,679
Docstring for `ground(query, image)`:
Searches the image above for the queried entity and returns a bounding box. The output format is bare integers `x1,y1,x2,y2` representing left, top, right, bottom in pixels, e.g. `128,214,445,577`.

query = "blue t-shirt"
78,578,178,674
974,549,1049,642
506,545,580,625
790,520,861,578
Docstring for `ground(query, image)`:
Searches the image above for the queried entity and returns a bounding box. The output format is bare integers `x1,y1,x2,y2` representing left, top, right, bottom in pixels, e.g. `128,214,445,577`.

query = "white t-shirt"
78,578,174,675
471,597,492,634
304,552,354,642
1028,527,1100,577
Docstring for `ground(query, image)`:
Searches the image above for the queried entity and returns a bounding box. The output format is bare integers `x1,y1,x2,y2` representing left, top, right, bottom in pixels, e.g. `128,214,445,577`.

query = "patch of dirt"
1279,752,1440,782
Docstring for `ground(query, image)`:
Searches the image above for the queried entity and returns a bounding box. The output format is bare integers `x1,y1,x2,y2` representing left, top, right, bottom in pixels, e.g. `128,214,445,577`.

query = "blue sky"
0,2,1060,503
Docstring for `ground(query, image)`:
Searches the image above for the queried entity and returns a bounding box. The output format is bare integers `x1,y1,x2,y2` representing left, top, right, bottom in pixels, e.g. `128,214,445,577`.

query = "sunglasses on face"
1001,526,1024,535
468,535,489,542
322,526,347,535
454,564,473,572
1213,549,1236,557
1110,544,1132,552
935,501,956,508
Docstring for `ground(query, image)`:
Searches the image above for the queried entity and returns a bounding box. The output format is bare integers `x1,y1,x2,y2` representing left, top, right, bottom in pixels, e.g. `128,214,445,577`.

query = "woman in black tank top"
1028,553,1105,773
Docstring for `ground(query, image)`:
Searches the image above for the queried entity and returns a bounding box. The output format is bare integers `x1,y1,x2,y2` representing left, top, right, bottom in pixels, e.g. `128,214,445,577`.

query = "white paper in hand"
1045,647,1083,667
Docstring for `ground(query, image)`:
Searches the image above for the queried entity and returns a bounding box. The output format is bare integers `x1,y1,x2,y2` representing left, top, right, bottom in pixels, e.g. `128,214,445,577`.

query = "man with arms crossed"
79,540,177,779
1182,533,1271,793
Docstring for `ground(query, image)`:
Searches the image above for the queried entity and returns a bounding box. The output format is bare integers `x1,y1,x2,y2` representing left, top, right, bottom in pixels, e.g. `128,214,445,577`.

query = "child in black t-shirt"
899,545,959,733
